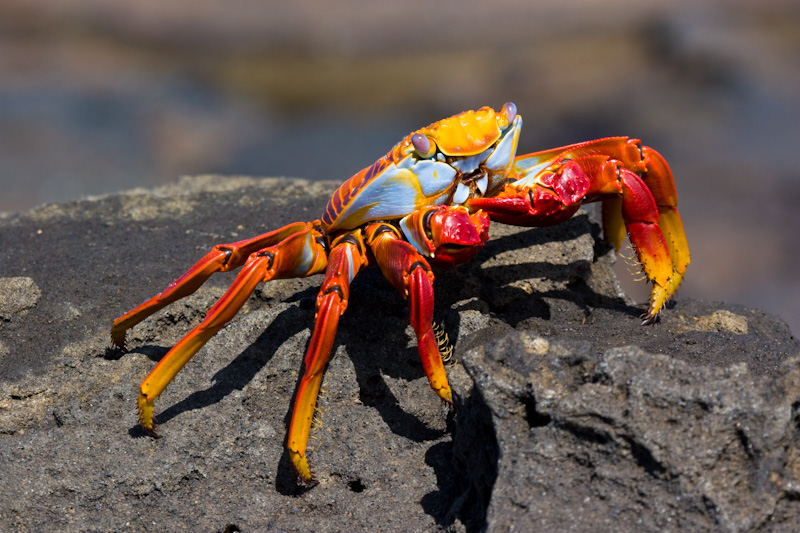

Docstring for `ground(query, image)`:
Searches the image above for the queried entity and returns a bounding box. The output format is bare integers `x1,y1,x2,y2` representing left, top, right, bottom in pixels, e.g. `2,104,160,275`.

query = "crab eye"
411,133,436,158
497,102,517,129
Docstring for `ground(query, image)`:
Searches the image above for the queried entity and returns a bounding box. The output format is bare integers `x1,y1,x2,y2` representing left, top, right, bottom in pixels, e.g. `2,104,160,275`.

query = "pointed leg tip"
641,282,673,325
110,329,128,352
139,425,161,439
439,387,454,405
137,392,159,436
639,312,661,326
289,449,318,487
298,473,320,489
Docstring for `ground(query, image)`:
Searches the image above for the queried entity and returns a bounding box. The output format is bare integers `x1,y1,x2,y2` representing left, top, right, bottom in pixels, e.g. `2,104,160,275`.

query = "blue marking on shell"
326,156,455,230
411,160,457,196
485,115,522,172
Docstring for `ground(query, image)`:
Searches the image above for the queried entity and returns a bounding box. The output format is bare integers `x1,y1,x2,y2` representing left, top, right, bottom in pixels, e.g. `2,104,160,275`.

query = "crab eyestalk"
411,133,437,158
497,101,517,129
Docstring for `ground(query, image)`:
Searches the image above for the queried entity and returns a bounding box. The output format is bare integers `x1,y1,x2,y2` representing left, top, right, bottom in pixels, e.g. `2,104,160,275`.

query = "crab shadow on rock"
142,303,314,427
438,215,642,325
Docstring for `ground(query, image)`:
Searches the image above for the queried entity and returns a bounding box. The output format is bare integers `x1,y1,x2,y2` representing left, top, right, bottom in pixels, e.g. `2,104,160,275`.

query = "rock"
0,277,41,321
455,332,800,532
0,176,797,531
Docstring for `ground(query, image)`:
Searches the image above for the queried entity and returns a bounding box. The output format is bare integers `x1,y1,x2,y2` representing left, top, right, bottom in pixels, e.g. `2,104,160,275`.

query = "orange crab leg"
637,146,690,300
111,221,313,349
511,137,690,293
365,224,453,404
287,231,367,483
137,226,329,433
572,144,690,319
470,137,690,322
616,168,674,323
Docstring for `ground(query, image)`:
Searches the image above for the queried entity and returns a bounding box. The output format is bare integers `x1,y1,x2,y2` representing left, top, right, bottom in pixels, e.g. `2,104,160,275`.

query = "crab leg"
365,223,453,404
287,231,367,483
563,144,690,321
112,221,314,349
511,137,690,296
137,226,328,433
635,145,690,301
615,167,674,322
525,152,675,321
469,137,690,322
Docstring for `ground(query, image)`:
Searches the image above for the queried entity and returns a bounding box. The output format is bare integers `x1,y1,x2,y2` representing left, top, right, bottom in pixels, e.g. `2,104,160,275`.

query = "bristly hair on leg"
620,241,650,282
433,321,456,367
308,387,328,450
621,242,642,276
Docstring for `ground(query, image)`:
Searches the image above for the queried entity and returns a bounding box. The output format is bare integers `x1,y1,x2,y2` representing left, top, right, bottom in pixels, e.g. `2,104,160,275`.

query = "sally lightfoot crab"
111,102,690,484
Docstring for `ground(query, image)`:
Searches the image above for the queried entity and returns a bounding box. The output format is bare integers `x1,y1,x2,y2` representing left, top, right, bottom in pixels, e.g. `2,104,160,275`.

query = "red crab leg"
510,137,690,299
562,143,690,321
287,231,367,483
137,226,329,433
469,137,689,323
616,167,674,323
538,153,677,314
111,221,314,349
365,223,453,404
635,145,690,302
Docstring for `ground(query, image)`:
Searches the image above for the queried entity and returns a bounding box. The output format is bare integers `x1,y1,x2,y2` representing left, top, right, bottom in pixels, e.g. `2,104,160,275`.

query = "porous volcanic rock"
0,176,797,531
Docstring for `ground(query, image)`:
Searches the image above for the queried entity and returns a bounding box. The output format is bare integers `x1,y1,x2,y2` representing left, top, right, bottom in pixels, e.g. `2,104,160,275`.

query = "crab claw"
467,159,590,226
399,206,490,268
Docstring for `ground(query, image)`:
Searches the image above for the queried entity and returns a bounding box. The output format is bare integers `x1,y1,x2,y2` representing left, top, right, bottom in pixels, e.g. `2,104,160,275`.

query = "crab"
111,102,690,484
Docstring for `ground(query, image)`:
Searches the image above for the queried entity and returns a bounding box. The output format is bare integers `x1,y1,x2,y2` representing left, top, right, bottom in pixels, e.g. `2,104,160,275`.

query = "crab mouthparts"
452,171,489,204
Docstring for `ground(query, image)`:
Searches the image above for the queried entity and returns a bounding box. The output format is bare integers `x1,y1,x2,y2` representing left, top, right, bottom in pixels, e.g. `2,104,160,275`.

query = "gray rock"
456,332,800,532
0,277,41,321
0,176,797,531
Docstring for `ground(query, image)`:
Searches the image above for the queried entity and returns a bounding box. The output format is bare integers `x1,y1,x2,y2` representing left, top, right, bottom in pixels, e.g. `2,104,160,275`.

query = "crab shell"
321,105,522,232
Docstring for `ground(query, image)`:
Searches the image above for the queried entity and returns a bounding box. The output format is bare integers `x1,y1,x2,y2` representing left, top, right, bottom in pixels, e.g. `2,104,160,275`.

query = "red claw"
427,207,490,268
540,160,591,206
430,207,489,246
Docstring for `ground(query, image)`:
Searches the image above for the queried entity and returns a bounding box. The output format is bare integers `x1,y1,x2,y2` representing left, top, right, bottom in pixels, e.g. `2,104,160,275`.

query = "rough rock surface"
0,176,797,531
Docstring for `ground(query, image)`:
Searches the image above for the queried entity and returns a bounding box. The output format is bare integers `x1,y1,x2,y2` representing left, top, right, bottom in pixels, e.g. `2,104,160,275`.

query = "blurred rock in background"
1,0,798,334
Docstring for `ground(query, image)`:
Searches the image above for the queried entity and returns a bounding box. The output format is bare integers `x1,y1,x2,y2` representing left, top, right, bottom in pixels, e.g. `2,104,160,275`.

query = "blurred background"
1,0,798,334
